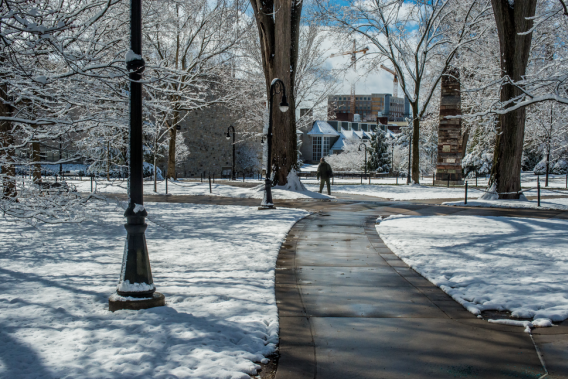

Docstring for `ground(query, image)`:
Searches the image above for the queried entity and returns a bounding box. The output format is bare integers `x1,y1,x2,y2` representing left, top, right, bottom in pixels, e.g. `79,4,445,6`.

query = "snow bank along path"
0,202,307,378
377,215,568,326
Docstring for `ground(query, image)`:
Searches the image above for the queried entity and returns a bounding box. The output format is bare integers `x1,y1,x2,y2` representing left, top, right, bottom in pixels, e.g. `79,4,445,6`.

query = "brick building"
327,93,411,122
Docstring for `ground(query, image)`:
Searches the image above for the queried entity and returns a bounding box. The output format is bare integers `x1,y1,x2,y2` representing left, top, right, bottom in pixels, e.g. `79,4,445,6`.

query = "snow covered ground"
302,177,402,185
377,215,568,325
302,181,566,201
0,202,307,378
69,179,332,200
305,183,476,200
298,171,568,189
444,197,568,211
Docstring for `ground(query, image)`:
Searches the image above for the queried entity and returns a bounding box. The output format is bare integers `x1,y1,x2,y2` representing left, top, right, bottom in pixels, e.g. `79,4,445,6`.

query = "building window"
313,137,322,161
313,136,331,161
323,137,331,157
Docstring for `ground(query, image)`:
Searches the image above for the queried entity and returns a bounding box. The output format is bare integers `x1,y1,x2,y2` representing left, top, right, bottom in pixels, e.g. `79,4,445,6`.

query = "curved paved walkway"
98,189,568,378
274,199,568,379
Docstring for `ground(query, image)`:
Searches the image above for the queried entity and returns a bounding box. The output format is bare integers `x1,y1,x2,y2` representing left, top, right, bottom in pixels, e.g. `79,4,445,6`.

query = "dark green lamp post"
109,0,165,312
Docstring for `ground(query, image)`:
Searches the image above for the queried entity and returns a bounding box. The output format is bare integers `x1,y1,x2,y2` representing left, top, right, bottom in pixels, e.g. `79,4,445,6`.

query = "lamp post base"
108,292,166,312
258,204,276,210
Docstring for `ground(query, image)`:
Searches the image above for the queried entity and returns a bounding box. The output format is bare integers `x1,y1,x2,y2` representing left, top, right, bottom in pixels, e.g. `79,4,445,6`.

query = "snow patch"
125,49,142,62
133,203,145,213
377,215,568,325
117,280,155,293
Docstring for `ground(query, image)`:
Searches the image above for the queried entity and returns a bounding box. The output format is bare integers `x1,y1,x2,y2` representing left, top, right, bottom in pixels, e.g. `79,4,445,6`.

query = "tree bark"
490,0,537,199
32,141,41,183
107,141,111,181
166,113,179,180
0,81,16,199
251,0,302,185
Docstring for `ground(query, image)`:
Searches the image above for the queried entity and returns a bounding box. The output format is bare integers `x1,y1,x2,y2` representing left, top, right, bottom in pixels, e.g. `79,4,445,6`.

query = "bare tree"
488,0,537,198
317,0,493,183
250,0,303,185
144,0,250,179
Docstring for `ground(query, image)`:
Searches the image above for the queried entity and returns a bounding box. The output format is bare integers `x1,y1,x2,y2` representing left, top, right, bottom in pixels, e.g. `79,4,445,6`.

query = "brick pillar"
435,68,464,185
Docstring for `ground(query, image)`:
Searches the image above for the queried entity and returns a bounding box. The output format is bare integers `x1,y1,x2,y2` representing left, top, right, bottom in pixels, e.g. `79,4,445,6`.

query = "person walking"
316,157,333,195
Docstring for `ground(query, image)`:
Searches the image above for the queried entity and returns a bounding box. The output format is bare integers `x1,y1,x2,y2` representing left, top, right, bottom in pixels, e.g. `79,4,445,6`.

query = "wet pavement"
274,197,568,379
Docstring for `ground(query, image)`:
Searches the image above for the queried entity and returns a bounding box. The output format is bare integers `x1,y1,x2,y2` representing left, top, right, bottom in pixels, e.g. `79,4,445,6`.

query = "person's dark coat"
317,161,333,180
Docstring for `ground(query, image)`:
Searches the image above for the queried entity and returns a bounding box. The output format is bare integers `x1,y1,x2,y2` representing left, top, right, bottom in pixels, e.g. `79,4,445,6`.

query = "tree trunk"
490,0,537,199
107,141,111,181
251,0,302,185
167,126,176,180
411,102,420,184
32,141,41,183
0,81,16,199
166,113,179,180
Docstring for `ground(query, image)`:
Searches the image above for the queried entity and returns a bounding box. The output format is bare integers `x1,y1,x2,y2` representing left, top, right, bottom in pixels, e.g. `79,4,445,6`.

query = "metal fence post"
209,175,212,193
166,178,168,195
465,181,468,205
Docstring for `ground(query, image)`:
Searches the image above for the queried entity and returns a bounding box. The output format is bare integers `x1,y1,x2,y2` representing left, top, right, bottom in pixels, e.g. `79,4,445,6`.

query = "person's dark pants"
319,178,331,195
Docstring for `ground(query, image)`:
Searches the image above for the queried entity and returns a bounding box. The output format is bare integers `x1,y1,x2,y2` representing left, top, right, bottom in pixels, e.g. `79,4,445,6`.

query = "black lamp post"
358,143,368,175
226,125,236,180
109,0,165,312
259,78,289,210
407,135,412,185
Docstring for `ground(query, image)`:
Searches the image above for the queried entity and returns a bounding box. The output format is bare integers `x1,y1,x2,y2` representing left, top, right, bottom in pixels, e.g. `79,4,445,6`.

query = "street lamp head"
279,94,289,113
225,132,231,140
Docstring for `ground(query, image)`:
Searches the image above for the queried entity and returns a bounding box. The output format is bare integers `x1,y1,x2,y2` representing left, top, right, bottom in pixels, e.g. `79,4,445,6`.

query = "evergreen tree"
367,130,391,173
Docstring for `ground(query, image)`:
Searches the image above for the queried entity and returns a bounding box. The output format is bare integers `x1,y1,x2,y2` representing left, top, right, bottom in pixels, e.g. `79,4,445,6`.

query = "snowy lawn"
377,215,568,325
303,182,566,201
69,179,332,200
444,197,568,211
305,183,476,200
0,202,307,378
301,177,402,185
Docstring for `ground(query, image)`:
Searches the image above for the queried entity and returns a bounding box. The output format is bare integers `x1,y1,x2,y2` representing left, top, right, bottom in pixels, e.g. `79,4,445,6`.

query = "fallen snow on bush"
0,202,307,378
377,215,568,324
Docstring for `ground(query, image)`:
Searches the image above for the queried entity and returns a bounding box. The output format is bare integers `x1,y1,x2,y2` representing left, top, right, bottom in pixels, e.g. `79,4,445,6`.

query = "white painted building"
299,120,397,164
